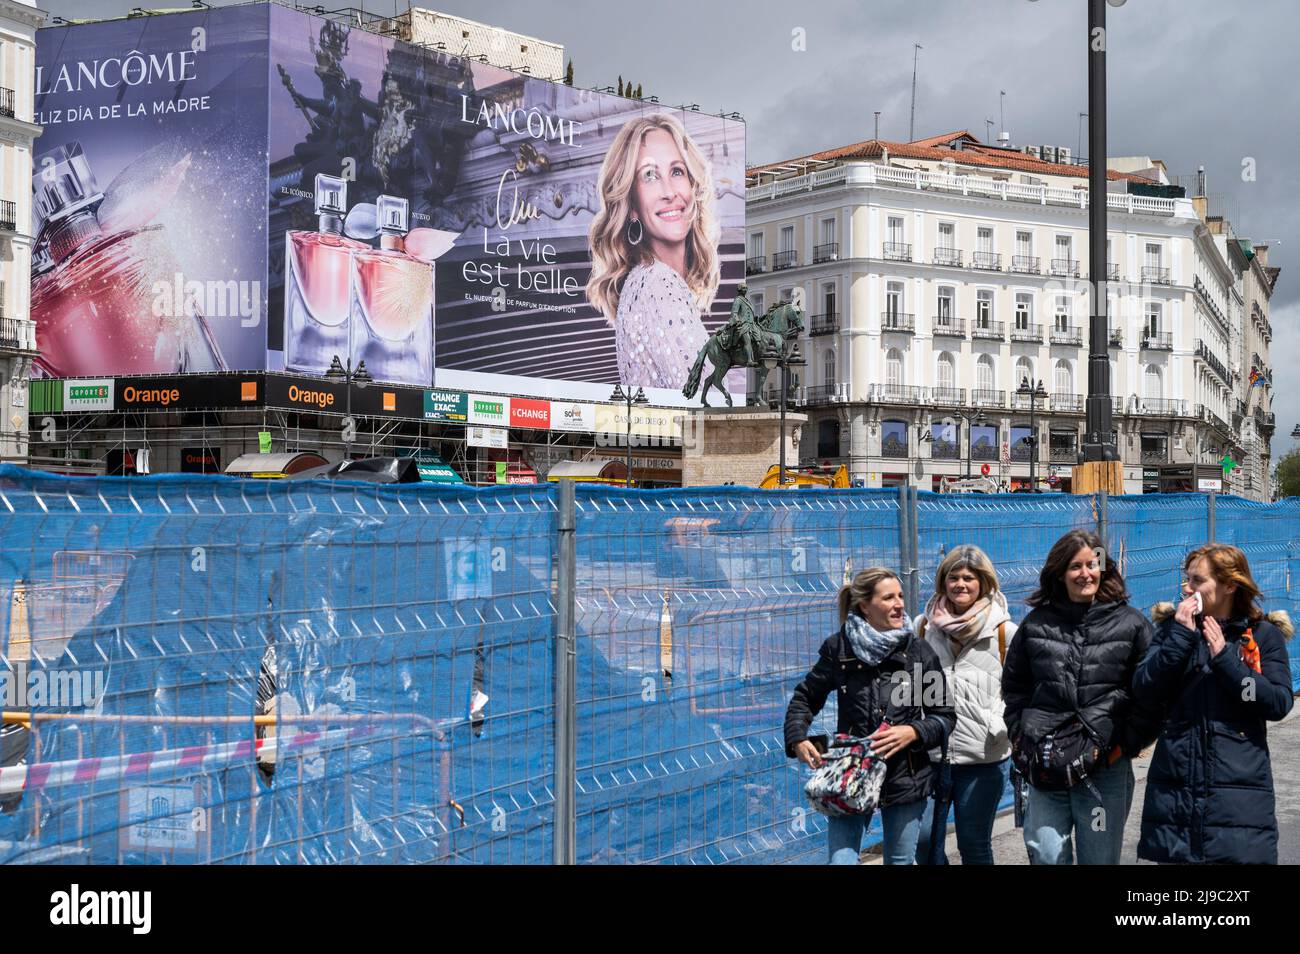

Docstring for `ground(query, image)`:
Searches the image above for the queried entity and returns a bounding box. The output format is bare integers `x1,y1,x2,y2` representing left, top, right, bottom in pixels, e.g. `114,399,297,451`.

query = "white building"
745,130,1276,497
372,7,564,81
0,0,42,465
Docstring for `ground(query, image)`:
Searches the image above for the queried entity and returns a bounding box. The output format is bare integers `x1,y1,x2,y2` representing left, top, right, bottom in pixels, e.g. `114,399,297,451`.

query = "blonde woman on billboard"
587,113,721,390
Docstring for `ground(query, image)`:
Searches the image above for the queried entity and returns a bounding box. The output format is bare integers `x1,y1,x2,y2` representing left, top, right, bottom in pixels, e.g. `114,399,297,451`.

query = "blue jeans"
1023,757,1134,865
917,759,1010,865
826,799,928,865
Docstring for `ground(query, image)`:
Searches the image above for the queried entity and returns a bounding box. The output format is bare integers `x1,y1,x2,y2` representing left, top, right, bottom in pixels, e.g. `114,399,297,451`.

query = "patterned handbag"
803,730,888,817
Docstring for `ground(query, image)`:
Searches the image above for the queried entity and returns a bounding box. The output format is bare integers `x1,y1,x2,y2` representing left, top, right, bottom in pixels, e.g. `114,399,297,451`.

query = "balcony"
1107,263,1120,281
1109,327,1123,347
1198,404,1231,435
971,319,1005,341
932,317,966,339
809,312,839,336
972,388,1006,409
0,316,31,351
871,384,925,405
881,312,915,333
931,439,961,461
1051,393,1084,412
1142,265,1172,285
0,199,13,233
881,436,910,459
1010,255,1040,274
933,247,963,268
1140,448,1169,465
804,385,839,405
772,249,798,270
745,254,766,275
932,387,966,407
972,251,1001,271
1133,398,1186,416
1010,322,1043,343
1050,324,1084,346
1050,258,1080,278
1012,392,1049,411
1050,444,1079,463
1140,332,1173,351
1193,276,1229,332
0,87,13,119
1112,396,1126,415
1195,339,1231,386
883,241,912,262
812,242,839,264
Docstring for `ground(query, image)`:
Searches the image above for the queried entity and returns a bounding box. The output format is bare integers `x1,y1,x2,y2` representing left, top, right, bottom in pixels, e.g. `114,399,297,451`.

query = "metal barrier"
1,465,1296,865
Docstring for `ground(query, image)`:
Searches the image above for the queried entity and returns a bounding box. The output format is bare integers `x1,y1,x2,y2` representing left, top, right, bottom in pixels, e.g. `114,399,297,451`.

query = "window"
779,225,794,252
888,216,904,245
1145,242,1162,270
1144,365,1163,400
821,282,836,316
1010,425,1034,462
937,352,956,389
779,286,794,306
971,424,998,459
751,292,765,316
977,227,993,253
748,232,764,259
1055,234,1072,260
1054,295,1071,331
1016,231,1033,258
886,281,904,318
1015,356,1034,390
817,418,841,457
977,354,995,391
1014,293,1032,330
823,348,836,386
937,287,954,323
932,420,960,460
886,348,904,386
938,222,955,250
1140,433,1168,464
976,290,993,326
1145,301,1162,337
1054,359,1072,395
881,420,908,459
820,218,837,247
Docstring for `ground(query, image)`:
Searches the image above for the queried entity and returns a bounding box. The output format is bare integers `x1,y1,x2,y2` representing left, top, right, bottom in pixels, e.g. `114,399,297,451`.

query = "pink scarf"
924,593,995,653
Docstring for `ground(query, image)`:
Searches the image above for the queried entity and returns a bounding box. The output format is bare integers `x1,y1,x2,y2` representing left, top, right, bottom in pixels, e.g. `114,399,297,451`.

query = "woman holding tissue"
1135,544,1294,864
784,567,955,864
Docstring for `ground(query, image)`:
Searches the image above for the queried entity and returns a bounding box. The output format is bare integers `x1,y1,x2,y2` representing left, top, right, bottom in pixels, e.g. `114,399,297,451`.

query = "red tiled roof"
748,133,1147,183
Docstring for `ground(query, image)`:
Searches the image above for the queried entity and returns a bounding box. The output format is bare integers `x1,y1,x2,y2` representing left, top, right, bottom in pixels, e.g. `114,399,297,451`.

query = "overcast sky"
42,0,1300,464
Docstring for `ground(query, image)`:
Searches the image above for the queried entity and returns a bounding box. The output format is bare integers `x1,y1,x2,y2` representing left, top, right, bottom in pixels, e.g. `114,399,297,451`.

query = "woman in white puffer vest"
913,545,1015,865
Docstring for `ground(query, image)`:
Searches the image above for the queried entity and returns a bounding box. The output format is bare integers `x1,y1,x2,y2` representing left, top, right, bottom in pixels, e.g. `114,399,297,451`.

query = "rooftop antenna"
909,44,922,141
984,118,994,143
999,90,1006,138
874,111,881,140
1077,112,1088,161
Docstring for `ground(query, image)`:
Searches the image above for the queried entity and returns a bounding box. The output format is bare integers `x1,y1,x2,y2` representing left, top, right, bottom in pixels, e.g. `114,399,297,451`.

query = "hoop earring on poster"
626,217,643,246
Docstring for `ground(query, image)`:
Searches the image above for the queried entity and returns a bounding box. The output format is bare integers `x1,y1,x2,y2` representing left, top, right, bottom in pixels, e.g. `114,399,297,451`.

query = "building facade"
374,7,564,80
745,131,1277,498
0,0,41,465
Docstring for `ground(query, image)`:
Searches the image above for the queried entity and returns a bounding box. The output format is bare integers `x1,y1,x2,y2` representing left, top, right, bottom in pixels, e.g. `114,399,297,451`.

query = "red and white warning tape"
0,723,385,797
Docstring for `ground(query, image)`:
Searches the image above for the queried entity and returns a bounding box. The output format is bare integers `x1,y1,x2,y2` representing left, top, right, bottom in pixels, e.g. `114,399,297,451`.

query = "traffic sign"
980,463,990,476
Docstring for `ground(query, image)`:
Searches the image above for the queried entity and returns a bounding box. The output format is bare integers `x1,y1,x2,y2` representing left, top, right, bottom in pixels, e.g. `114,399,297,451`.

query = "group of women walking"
784,532,1294,865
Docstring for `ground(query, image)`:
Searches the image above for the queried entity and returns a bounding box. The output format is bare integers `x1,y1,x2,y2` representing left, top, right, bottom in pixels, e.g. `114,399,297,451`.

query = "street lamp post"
325,354,372,460
762,343,806,487
609,384,648,487
1018,376,1048,491
958,407,988,479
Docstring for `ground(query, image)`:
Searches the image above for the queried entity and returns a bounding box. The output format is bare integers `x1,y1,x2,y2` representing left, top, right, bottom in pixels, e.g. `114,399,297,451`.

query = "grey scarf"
843,611,912,667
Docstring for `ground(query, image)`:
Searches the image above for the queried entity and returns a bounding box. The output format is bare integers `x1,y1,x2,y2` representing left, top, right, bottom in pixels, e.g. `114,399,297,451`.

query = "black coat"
1134,609,1294,864
784,626,956,807
1002,597,1161,758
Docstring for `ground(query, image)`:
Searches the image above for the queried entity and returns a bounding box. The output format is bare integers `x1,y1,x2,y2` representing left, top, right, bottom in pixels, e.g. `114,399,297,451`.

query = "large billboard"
34,4,746,407
32,7,272,377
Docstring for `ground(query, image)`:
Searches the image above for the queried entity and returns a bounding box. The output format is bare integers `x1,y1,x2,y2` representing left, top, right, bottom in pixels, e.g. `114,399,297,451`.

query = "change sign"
423,389,468,422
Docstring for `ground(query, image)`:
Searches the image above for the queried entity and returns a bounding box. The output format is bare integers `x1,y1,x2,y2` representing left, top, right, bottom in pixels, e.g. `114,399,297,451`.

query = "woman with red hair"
1135,544,1294,864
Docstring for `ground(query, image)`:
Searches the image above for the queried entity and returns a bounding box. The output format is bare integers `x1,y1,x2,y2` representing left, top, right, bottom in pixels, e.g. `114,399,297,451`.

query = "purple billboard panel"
32,8,271,377
266,6,745,403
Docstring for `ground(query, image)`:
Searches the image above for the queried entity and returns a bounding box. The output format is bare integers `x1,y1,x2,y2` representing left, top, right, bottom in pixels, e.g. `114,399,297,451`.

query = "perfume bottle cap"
376,195,409,236
315,174,347,215
33,142,104,227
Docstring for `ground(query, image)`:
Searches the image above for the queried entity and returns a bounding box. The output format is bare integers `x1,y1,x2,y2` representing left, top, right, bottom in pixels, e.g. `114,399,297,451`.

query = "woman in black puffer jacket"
785,567,955,865
1135,544,1294,865
1002,529,1161,865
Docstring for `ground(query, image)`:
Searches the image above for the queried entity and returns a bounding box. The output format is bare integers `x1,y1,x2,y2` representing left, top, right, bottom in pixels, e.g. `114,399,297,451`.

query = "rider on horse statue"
718,282,764,367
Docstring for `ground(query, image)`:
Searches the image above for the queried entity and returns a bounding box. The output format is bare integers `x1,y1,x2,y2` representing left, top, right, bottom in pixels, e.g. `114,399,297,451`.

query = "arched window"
1144,365,1162,401
977,354,995,392
937,352,955,390
1015,356,1034,391
1054,359,1072,396
886,348,904,387
823,348,836,386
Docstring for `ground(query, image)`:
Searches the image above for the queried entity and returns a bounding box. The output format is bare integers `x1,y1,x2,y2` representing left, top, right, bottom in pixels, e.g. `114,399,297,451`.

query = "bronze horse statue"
682,302,805,407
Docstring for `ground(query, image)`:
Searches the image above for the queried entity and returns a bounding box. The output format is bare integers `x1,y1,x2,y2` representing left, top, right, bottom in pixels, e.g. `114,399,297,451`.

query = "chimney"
1255,245,1269,267
1191,195,1208,222
997,131,1011,148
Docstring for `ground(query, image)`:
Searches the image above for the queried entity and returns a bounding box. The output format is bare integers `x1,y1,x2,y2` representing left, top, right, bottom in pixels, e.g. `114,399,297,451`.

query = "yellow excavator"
758,463,850,490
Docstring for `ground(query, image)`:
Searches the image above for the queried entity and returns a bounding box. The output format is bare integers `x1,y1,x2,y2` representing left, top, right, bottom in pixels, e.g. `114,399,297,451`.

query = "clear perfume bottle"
30,143,225,378
351,194,433,385
285,174,368,375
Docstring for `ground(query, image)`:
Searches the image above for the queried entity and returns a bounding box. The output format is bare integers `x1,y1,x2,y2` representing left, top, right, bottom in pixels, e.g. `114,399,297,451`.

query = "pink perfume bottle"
351,195,433,385
30,143,225,377
285,174,368,374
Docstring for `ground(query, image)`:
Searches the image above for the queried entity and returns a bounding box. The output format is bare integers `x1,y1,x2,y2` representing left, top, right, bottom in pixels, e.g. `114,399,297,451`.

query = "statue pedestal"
681,407,807,488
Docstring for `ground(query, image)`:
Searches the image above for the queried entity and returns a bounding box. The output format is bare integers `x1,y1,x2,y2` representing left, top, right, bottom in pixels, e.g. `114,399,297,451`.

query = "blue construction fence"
0,464,1296,865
